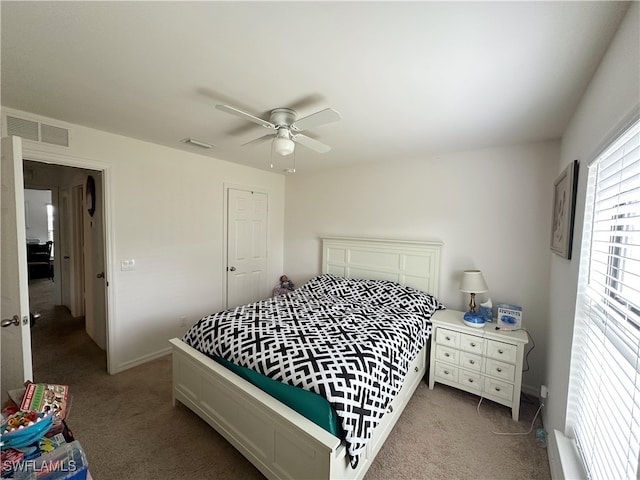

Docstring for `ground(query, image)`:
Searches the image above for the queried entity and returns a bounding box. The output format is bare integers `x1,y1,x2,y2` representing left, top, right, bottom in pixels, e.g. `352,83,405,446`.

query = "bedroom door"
1,136,33,402
59,188,72,310
226,188,268,308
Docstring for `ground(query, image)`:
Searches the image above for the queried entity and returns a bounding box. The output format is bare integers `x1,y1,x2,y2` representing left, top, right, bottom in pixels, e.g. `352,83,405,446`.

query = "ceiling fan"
215,104,341,156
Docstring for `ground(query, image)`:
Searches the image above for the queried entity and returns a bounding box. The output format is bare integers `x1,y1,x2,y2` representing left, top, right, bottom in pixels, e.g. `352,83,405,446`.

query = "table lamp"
459,270,489,328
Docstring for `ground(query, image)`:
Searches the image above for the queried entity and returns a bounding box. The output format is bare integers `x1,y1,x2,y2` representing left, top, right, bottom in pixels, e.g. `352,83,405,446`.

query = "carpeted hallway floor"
28,278,551,480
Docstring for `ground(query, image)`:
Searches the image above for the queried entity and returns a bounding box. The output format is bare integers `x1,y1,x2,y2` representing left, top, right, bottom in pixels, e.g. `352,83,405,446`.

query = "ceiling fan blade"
293,134,332,153
215,104,275,130
291,108,341,132
241,133,275,146
286,93,324,112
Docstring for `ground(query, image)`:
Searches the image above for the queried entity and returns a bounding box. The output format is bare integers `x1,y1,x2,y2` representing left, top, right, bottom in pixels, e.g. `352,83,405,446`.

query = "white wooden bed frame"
170,236,443,480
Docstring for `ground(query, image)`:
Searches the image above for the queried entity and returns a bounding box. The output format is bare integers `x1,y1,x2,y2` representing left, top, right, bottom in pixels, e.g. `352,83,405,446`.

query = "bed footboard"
170,337,427,480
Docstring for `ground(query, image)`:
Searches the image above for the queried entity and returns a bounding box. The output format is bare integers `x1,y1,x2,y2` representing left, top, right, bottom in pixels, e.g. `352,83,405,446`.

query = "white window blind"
568,118,640,480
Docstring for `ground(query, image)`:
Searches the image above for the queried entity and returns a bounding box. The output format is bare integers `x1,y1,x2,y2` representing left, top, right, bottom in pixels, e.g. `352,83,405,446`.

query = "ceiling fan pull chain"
269,142,274,169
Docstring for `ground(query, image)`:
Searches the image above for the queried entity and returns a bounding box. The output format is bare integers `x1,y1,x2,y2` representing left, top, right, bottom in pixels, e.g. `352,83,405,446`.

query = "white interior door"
70,185,85,317
59,187,72,309
226,188,268,308
85,174,106,350
1,136,33,401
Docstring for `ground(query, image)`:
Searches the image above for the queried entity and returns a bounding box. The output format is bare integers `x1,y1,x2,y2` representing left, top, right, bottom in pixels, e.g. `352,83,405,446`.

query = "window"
46,203,54,242
46,203,54,257
568,118,640,480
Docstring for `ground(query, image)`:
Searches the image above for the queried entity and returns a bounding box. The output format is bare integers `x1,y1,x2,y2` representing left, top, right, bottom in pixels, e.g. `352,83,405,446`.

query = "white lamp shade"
273,137,295,156
459,270,488,293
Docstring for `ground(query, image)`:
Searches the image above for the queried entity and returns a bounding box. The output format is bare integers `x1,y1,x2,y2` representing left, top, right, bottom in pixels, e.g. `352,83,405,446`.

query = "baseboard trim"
111,346,172,374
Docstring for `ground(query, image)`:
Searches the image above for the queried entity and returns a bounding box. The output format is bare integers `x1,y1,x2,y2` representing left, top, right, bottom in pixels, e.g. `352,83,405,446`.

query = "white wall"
2,107,286,374
24,189,51,243
284,140,559,393
545,2,639,475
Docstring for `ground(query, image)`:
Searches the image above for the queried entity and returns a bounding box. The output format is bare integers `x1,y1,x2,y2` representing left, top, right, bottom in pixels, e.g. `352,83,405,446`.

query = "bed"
169,236,443,480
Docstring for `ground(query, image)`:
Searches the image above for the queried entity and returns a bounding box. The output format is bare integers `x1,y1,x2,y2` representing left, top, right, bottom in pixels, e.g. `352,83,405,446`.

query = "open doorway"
23,160,108,376
23,187,58,329
24,188,55,283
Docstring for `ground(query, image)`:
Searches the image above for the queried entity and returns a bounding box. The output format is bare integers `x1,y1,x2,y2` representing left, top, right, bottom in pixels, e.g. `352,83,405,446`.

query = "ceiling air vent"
6,115,70,147
7,116,39,141
40,123,69,147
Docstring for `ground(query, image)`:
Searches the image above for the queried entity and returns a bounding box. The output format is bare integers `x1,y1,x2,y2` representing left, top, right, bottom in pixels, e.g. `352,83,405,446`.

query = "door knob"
228,266,236,272
1,315,20,328
96,272,105,278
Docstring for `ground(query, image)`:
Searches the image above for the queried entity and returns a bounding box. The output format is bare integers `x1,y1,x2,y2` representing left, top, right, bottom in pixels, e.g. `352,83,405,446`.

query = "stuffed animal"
279,275,294,291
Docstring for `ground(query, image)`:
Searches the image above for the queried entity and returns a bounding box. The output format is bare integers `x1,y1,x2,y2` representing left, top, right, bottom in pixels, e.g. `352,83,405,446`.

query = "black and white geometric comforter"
183,274,444,468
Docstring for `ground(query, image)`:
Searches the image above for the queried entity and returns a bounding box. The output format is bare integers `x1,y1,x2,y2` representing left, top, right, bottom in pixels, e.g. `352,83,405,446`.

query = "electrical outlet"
179,316,187,327
120,259,136,271
540,384,548,399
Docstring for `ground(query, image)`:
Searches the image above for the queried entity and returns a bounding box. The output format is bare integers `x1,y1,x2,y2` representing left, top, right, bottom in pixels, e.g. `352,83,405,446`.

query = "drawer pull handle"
496,368,502,372
469,360,475,365
470,342,476,347
468,379,474,383
444,370,450,375
445,353,450,357
495,387,501,392
498,349,504,354
445,336,451,341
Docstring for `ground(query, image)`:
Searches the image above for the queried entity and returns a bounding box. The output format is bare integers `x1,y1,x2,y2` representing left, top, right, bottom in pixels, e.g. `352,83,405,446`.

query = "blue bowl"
1,412,54,449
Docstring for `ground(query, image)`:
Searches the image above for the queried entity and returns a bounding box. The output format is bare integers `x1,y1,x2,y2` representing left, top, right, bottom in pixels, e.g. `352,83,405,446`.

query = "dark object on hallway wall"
86,175,96,217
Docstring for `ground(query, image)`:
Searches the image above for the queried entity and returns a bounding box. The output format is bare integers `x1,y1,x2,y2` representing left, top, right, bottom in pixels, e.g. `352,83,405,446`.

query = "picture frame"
550,160,579,259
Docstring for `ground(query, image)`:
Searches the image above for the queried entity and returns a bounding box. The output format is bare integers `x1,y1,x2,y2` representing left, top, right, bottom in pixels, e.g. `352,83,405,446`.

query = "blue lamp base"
463,311,486,328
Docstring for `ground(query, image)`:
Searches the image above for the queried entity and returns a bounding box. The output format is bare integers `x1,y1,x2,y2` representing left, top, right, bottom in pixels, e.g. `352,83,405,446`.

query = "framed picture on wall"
550,160,579,259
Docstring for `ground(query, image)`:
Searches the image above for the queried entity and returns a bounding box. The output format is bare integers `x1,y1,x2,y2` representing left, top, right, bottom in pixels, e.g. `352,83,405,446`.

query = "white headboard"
321,236,443,297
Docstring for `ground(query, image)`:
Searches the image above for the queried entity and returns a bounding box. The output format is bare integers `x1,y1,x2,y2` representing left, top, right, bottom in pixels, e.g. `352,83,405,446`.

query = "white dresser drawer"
458,369,482,393
485,358,515,382
483,377,514,402
436,328,459,348
459,333,484,354
435,345,458,364
434,362,458,383
486,339,517,363
459,351,482,372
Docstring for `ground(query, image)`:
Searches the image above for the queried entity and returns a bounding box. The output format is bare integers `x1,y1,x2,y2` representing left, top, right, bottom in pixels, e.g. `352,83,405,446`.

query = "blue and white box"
497,303,522,329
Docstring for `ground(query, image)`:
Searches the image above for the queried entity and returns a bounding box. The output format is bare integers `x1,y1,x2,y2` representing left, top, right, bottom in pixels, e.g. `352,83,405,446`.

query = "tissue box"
479,305,493,323
497,304,522,329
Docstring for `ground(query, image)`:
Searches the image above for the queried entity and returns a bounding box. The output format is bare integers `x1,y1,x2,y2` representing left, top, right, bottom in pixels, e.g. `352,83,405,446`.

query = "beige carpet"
28,278,551,480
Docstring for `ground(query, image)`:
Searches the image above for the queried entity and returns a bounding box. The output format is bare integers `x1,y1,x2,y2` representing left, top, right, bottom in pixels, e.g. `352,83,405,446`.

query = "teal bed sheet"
214,356,343,438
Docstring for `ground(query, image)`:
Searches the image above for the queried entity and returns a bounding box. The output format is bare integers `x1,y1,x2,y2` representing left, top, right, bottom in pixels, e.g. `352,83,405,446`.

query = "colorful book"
19,383,69,426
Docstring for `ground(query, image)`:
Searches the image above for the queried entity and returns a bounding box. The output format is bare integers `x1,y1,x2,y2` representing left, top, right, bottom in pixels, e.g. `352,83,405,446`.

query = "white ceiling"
1,1,630,173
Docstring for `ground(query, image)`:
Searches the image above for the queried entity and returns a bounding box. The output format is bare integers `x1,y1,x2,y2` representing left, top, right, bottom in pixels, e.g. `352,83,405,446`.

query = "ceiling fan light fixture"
273,136,295,156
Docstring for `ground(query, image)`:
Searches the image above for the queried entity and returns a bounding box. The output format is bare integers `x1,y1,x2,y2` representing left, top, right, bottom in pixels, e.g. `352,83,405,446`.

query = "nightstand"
428,309,529,421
